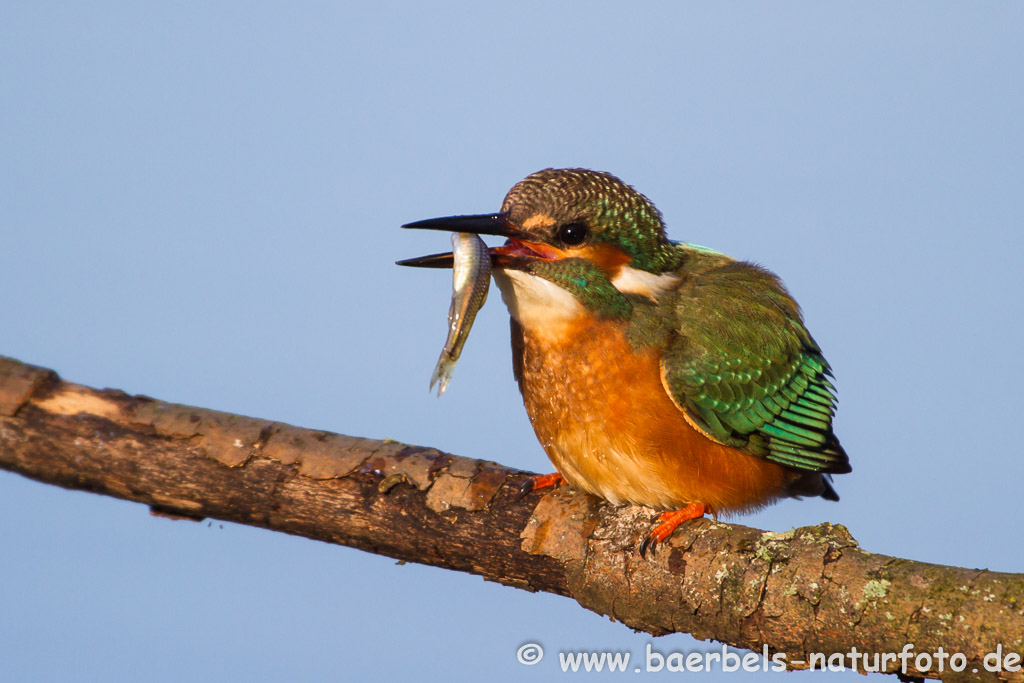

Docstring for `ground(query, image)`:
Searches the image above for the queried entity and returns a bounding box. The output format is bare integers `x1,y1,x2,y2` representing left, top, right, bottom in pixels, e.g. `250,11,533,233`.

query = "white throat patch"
492,270,584,334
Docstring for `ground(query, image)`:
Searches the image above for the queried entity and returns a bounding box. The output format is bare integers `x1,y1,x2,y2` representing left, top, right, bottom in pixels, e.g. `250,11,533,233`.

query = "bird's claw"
637,503,710,559
638,534,659,558
516,472,565,500
515,479,536,500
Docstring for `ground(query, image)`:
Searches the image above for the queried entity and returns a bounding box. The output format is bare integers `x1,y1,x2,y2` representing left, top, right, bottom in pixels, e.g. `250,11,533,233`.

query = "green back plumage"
659,259,851,475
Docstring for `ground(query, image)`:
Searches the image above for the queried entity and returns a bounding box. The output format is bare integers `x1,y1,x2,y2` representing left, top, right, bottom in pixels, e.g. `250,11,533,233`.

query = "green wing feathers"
660,261,851,475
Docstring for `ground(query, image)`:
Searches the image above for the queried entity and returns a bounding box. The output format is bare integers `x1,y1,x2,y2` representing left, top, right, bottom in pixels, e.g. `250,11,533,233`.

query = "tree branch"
1,355,1021,681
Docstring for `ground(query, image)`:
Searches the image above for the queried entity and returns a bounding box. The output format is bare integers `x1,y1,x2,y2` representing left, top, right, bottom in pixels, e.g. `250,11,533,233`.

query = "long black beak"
396,212,523,269
395,251,455,268
401,212,522,238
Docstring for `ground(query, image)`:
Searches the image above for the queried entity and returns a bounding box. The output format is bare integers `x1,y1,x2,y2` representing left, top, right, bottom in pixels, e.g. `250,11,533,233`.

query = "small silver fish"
430,232,491,396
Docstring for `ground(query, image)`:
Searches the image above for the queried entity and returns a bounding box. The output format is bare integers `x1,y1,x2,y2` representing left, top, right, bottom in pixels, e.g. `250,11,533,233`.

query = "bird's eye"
557,222,588,246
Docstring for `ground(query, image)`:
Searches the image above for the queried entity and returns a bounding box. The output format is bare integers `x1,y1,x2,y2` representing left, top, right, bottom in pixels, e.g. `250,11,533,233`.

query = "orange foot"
638,502,711,558
517,472,565,499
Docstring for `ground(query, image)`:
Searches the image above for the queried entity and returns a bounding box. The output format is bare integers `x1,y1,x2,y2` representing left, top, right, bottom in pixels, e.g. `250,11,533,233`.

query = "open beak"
396,212,566,269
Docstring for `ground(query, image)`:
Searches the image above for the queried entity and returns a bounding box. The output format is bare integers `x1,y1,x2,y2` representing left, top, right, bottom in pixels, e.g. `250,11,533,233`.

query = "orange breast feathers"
513,317,800,513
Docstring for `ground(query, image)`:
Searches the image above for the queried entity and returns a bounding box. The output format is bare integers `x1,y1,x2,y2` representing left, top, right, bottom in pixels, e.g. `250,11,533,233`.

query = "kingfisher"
400,168,851,555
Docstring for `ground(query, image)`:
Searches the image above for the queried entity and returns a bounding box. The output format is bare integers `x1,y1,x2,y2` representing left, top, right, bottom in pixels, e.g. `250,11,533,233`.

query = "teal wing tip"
763,422,851,474
824,433,852,474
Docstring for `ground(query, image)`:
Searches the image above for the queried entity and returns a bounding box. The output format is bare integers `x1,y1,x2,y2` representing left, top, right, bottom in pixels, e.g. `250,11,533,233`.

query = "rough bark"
1,355,1021,681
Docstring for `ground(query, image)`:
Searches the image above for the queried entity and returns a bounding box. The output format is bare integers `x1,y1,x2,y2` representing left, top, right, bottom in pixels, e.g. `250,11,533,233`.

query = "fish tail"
430,354,455,397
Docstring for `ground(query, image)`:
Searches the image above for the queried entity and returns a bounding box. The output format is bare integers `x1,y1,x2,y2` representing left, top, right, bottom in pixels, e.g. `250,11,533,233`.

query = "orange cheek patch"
576,244,632,279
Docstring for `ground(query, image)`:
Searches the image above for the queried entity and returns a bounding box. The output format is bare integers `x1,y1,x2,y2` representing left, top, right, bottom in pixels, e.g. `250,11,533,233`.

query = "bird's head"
399,168,683,330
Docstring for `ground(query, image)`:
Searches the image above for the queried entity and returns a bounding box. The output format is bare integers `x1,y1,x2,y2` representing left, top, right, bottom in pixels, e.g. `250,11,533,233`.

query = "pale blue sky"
2,3,1022,681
